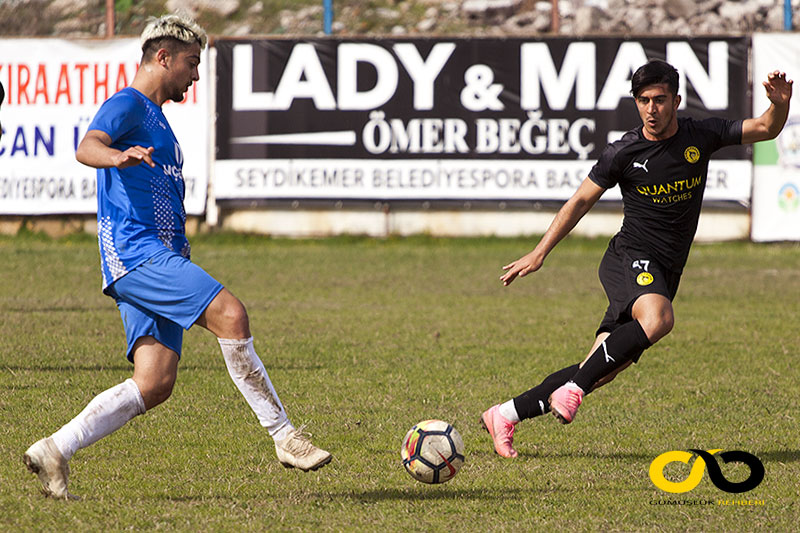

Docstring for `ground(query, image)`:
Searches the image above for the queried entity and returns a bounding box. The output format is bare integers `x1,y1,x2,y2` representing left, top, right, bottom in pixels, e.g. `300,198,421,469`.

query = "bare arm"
75,129,155,169
741,71,793,144
500,177,606,286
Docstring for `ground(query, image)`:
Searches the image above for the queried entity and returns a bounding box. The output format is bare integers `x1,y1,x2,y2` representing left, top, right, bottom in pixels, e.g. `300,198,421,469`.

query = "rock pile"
279,0,800,37
493,0,796,36
3,0,799,38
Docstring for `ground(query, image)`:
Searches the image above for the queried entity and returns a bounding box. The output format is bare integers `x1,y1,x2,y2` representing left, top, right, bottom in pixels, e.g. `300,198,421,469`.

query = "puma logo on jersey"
633,159,649,173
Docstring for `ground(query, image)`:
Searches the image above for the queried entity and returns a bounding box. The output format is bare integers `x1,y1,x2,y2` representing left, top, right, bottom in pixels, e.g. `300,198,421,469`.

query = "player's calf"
217,337,332,470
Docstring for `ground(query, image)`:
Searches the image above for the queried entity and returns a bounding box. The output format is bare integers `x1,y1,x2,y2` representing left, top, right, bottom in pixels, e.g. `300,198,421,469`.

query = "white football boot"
23,437,78,500
274,427,332,471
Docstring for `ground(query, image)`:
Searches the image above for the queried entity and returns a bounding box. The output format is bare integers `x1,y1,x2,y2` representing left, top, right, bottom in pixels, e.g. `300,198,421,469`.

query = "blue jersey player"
24,14,330,500
480,60,793,458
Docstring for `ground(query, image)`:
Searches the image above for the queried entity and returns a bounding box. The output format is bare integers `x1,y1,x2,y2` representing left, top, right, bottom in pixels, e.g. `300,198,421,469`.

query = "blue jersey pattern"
88,87,190,290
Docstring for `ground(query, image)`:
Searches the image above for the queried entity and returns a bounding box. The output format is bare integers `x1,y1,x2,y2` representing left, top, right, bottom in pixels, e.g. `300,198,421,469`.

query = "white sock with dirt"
498,399,520,423
50,378,146,461
218,337,293,441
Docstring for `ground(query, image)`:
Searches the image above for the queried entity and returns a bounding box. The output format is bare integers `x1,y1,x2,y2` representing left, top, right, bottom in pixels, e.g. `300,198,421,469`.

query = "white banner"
215,159,751,203
0,39,209,215
751,34,800,241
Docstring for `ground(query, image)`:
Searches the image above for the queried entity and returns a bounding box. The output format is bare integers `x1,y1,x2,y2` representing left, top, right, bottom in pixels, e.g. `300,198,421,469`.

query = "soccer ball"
401,419,465,484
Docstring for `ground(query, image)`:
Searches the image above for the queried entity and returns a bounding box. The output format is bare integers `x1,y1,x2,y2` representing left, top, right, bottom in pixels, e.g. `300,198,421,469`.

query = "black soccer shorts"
595,236,681,350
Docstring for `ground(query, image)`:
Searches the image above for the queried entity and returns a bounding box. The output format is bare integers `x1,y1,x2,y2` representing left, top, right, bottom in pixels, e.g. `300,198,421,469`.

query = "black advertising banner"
214,37,750,202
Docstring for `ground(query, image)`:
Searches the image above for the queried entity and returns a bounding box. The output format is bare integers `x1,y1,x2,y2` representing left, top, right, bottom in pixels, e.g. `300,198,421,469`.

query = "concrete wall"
0,206,748,241
216,205,749,242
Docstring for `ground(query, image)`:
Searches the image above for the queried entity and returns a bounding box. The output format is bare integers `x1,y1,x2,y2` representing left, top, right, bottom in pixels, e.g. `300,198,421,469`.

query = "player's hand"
114,146,155,169
763,71,793,106
500,251,543,286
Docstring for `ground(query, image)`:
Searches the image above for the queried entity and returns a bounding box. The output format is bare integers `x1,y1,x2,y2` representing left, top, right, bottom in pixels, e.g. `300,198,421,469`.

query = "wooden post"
551,0,559,33
106,0,115,38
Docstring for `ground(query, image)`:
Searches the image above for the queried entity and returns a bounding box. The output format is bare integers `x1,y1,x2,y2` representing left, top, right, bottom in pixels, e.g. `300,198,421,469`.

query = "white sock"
218,337,292,439
51,378,146,461
498,399,520,424
566,381,586,394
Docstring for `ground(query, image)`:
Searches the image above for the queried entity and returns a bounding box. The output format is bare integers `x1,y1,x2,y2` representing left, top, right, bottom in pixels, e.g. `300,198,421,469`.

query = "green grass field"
1,233,798,531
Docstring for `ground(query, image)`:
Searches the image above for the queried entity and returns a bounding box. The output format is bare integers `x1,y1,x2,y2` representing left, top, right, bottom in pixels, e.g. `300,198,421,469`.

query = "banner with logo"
0,39,209,215
214,37,750,202
751,34,800,241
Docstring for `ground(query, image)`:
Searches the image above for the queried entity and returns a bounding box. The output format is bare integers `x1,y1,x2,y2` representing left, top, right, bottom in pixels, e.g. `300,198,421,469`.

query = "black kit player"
480,59,793,458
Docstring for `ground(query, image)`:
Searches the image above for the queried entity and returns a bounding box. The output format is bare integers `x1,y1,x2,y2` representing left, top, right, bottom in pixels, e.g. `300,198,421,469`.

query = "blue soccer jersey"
87,87,190,290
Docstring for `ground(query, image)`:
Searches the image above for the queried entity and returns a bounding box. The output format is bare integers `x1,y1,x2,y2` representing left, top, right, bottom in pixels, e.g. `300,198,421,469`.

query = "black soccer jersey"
588,117,743,272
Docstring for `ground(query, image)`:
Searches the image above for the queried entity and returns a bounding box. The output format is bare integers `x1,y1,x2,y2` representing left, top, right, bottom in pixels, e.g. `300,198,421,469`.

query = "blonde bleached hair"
140,13,207,52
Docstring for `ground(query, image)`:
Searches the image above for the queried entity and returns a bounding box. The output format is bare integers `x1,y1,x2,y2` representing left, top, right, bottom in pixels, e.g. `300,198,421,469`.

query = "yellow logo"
637,272,653,286
649,449,765,494
650,450,721,493
684,146,700,163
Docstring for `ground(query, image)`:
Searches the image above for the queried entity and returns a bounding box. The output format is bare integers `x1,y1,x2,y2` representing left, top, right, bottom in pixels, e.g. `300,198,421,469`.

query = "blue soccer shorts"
105,248,224,362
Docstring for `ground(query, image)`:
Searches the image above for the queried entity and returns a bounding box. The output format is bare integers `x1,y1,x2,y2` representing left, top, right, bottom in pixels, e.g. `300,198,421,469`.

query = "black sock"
571,320,652,392
513,364,580,420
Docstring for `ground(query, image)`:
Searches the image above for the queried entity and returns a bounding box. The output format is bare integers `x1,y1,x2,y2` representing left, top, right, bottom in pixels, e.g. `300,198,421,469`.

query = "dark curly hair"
631,59,679,98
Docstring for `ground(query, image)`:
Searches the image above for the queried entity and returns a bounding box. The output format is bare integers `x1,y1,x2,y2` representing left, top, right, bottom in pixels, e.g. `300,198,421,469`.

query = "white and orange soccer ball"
401,419,465,484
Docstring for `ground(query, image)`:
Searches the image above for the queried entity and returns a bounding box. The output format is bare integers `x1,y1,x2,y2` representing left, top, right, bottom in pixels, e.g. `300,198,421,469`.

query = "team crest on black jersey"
684,146,700,163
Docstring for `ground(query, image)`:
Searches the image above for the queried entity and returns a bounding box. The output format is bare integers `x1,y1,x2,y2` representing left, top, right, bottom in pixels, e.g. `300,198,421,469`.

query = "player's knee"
656,310,674,338
641,313,673,343
137,374,176,409
223,300,250,338
661,313,675,336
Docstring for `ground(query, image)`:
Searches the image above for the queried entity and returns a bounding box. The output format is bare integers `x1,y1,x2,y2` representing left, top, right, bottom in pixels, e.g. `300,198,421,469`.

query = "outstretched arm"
500,177,606,286
76,130,155,169
742,70,793,144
